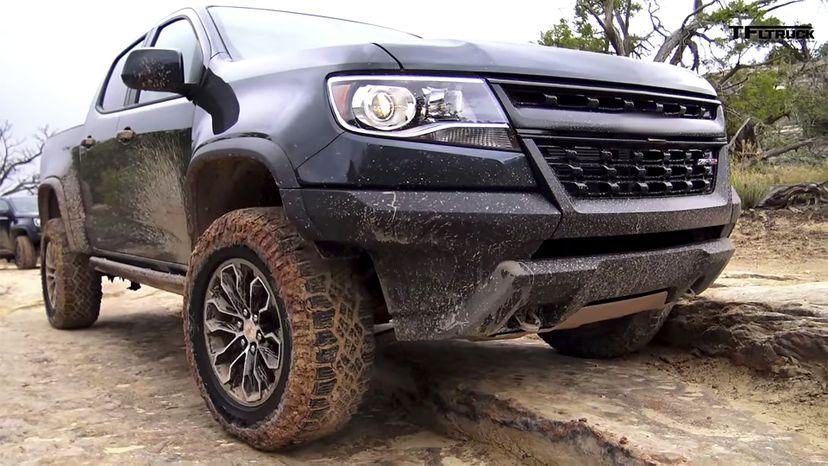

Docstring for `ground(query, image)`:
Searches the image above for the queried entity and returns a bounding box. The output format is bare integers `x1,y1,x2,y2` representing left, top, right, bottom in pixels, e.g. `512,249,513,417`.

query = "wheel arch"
38,181,62,222
186,136,300,242
38,178,90,252
10,226,31,241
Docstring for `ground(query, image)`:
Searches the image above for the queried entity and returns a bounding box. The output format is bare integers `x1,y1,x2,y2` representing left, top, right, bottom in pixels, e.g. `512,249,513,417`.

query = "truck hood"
376,40,716,97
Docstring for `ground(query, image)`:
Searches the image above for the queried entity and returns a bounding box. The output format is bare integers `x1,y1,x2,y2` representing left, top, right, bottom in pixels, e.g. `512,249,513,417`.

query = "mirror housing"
122,48,189,94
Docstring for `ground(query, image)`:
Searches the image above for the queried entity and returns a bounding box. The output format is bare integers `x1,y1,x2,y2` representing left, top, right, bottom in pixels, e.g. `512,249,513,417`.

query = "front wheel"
539,306,672,358
184,208,375,450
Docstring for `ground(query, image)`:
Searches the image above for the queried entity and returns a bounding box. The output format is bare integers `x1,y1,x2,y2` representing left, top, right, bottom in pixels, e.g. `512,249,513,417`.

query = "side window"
0,200,9,213
100,39,143,111
138,19,202,104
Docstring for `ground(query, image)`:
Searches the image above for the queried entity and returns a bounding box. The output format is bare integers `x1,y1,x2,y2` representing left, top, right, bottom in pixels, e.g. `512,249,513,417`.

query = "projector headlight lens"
353,85,417,130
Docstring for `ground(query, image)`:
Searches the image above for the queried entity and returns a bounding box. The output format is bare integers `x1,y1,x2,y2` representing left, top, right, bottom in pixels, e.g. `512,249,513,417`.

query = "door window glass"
138,19,202,104
100,39,143,111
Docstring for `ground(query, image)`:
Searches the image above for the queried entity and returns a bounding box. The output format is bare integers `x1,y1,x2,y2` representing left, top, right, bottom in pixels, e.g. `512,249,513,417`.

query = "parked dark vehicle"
0,195,40,269
38,6,739,449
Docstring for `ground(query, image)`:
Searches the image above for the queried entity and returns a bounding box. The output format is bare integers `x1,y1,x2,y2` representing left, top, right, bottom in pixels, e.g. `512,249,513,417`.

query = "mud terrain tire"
15,235,37,269
540,306,672,358
184,208,375,450
41,218,102,329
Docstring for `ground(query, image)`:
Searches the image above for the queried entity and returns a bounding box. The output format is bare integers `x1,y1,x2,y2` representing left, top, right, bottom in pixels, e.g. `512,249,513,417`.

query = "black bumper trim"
408,238,733,340
282,187,737,341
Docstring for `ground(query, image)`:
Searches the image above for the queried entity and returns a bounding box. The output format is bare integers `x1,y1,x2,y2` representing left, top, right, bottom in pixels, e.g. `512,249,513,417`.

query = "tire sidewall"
186,245,293,426
40,226,58,319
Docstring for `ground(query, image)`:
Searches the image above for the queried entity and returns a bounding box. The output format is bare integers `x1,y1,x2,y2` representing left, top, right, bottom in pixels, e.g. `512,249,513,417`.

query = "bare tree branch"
748,137,819,166
1,176,39,196
728,117,754,149
647,1,669,38
653,0,719,62
0,122,54,196
763,0,804,14
688,40,701,70
715,56,784,88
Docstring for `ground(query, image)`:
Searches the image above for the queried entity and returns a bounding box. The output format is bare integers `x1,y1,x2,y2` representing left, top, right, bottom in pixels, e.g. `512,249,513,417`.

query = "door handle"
116,127,136,143
80,135,96,148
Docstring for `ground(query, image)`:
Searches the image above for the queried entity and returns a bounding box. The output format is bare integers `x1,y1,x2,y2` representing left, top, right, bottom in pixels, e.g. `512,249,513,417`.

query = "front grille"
534,139,719,198
502,83,718,120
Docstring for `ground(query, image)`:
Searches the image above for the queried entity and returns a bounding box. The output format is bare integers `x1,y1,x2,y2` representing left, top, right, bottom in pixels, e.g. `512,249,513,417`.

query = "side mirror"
122,48,189,94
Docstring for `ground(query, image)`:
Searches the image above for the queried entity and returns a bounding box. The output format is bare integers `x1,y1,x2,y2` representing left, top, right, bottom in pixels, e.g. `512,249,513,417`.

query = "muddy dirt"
0,266,515,465
0,207,826,464
729,207,828,280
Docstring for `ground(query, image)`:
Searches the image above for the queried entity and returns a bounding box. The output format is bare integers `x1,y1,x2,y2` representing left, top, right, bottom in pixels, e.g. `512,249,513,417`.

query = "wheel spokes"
203,258,285,407
44,242,58,307
220,346,247,385
218,264,246,313
258,344,280,370
206,296,241,320
212,335,243,365
205,316,242,336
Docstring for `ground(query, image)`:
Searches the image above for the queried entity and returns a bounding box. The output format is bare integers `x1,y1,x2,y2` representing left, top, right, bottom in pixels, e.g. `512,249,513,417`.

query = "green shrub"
731,162,828,208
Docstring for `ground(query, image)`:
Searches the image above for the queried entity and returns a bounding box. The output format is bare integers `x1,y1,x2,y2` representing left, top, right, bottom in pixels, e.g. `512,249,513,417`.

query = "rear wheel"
14,235,37,269
539,306,672,358
41,219,102,329
184,208,375,450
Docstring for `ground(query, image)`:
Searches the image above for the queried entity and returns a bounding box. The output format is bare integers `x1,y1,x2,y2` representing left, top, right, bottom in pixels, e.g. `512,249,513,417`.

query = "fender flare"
38,176,91,253
187,135,319,239
189,135,299,190
9,225,35,240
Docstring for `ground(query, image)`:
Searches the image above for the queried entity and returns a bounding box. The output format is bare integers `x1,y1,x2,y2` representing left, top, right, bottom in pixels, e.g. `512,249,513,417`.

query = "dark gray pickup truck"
38,5,739,449
0,195,40,268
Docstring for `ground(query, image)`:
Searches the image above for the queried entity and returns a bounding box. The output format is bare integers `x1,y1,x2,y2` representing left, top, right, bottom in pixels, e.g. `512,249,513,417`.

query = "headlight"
33,217,40,228
327,76,519,151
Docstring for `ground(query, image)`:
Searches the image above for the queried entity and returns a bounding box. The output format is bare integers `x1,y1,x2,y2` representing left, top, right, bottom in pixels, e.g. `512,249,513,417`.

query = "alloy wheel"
44,241,57,308
203,259,285,407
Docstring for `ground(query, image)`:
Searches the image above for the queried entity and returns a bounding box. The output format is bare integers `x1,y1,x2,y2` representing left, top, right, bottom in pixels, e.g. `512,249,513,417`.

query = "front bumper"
283,188,738,340
463,239,732,338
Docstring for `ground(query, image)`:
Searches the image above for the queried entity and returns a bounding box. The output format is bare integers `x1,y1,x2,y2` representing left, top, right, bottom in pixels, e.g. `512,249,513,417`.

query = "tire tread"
184,208,376,450
41,218,101,329
15,235,37,269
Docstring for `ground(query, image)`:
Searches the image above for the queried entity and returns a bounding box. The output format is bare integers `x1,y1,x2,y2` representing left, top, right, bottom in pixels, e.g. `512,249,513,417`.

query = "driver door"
79,15,206,266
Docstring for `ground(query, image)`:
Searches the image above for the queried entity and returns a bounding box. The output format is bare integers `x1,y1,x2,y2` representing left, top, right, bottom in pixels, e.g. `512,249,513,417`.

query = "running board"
89,257,186,295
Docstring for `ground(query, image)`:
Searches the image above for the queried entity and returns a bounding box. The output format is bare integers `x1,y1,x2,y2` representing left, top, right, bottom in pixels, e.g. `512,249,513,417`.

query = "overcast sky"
1,0,825,143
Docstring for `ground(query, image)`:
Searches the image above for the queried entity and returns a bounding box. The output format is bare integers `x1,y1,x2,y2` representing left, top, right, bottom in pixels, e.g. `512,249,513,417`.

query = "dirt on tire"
183,207,376,450
14,235,37,269
540,305,672,358
41,218,102,329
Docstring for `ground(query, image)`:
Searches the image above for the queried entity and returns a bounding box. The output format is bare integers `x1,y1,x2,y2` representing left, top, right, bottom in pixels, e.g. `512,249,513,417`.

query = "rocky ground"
728,207,828,280
0,207,826,464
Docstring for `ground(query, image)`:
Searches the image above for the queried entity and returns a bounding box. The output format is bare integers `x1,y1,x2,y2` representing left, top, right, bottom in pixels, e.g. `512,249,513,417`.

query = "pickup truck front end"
286,65,738,341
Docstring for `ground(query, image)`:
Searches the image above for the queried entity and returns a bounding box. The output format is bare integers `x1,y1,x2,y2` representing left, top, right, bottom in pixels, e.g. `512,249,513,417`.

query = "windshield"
8,196,37,213
208,7,418,60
